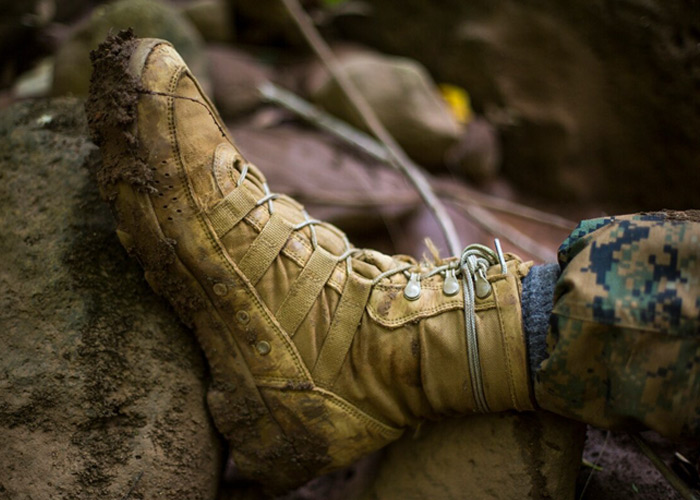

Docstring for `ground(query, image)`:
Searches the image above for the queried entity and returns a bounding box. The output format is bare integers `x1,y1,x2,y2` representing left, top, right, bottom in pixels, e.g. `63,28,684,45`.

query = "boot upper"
89,33,534,490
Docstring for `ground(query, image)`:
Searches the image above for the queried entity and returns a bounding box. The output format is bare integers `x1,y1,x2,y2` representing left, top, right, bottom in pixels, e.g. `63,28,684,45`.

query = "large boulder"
183,0,235,44
52,0,209,96
208,45,272,118
361,413,585,500
310,50,463,168
0,98,221,499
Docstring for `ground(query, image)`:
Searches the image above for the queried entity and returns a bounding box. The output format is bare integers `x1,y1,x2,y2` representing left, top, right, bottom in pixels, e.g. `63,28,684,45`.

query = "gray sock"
521,263,560,374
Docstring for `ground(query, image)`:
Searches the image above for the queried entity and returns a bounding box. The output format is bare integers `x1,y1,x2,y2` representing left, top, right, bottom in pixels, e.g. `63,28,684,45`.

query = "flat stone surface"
52,0,209,96
0,97,221,499
360,412,586,500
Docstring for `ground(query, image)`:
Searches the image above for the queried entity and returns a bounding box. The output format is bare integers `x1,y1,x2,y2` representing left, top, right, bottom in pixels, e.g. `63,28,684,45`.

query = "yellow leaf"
439,83,473,124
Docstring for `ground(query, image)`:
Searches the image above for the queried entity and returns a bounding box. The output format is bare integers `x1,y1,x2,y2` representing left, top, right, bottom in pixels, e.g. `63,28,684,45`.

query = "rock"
445,117,501,183
226,0,305,46
207,45,272,118
0,0,54,87
334,0,700,210
0,0,54,33
310,51,463,167
360,412,586,500
0,98,221,499
12,57,54,99
52,0,209,96
183,0,234,43
220,452,383,500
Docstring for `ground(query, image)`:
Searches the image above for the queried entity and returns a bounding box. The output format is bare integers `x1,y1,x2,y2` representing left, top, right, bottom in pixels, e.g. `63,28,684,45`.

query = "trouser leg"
533,212,700,439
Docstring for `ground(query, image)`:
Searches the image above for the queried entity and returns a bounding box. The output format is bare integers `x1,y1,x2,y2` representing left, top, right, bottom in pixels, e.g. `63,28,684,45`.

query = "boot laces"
238,159,506,412
236,157,508,293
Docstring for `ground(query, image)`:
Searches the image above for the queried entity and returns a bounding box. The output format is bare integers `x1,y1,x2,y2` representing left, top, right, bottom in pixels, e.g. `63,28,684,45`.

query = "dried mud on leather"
85,29,153,194
85,29,205,326
84,30,334,496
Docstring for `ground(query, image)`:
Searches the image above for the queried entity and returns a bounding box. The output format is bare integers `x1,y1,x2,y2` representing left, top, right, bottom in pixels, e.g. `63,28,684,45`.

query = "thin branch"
452,202,557,262
434,181,575,231
579,431,610,500
631,433,699,500
259,82,388,161
260,82,575,233
280,189,419,208
120,471,144,500
278,0,462,255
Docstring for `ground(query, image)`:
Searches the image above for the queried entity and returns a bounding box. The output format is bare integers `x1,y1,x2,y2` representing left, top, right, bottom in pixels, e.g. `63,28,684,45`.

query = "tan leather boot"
87,31,535,493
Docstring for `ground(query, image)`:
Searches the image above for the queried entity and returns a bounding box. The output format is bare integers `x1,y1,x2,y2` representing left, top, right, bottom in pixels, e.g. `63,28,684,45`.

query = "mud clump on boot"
85,29,153,193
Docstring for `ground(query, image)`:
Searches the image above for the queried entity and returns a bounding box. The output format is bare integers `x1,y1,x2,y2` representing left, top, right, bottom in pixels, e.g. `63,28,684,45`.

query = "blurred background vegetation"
2,0,699,216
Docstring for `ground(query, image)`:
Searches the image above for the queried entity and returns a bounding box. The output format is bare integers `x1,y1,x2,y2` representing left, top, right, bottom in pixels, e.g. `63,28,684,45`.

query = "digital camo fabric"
534,212,700,438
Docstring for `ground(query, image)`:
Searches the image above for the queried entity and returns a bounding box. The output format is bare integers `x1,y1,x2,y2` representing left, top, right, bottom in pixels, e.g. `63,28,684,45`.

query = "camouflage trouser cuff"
533,212,700,439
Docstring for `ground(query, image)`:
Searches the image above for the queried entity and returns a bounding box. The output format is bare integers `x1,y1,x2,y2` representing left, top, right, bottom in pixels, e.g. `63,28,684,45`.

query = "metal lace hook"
494,238,507,274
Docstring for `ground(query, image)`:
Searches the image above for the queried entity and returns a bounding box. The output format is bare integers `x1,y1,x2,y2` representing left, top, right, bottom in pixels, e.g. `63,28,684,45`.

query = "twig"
259,82,575,233
579,430,610,500
631,433,699,500
280,189,419,208
120,471,144,500
581,458,603,471
452,202,557,262
259,82,388,161
434,181,575,231
278,0,462,255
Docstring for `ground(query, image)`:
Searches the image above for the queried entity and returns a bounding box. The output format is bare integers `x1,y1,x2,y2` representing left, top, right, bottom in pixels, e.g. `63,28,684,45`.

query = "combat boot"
87,31,535,493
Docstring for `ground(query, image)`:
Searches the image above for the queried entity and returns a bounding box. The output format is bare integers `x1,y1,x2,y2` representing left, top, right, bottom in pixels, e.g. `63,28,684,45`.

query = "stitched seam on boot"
317,387,403,435
366,293,496,327
493,275,518,409
317,389,403,436
166,71,310,380
254,380,401,433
